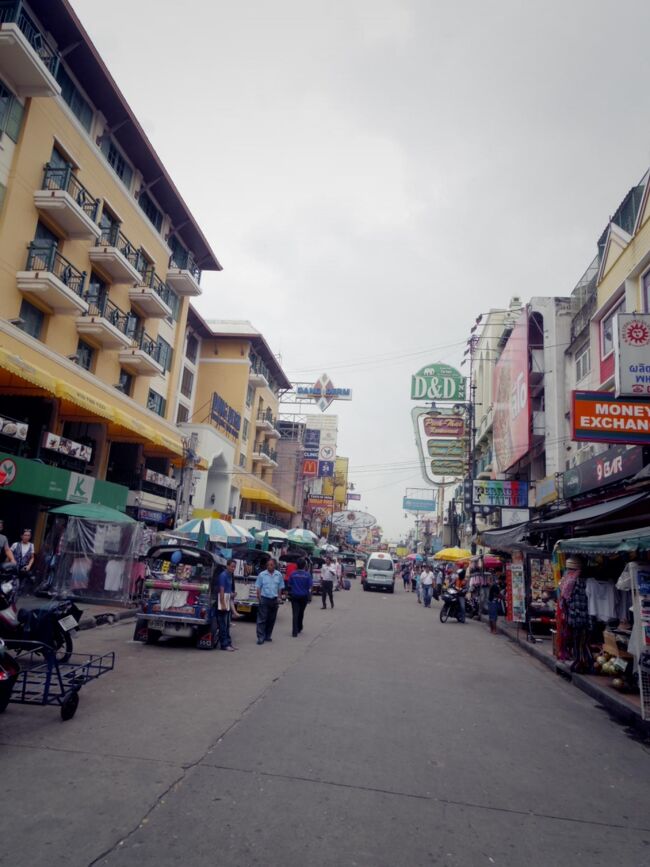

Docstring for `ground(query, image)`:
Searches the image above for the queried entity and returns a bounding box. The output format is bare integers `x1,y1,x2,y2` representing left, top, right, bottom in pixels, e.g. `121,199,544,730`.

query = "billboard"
571,391,650,446
493,310,530,473
411,363,466,402
472,480,529,507
614,313,650,397
562,444,646,498
403,497,437,512
331,510,377,529
412,406,467,484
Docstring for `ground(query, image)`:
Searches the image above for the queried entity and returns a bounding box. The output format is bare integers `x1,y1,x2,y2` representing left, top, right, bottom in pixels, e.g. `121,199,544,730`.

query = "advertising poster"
493,310,530,473
472,480,528,507
614,313,650,397
505,562,513,621
571,392,650,446
510,553,526,623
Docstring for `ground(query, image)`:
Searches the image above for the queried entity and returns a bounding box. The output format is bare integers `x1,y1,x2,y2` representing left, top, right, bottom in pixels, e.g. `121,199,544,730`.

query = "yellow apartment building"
181,311,297,528
0,0,221,544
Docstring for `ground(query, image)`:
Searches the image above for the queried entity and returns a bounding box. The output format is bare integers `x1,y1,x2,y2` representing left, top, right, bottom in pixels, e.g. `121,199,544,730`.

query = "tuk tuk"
340,553,357,580
133,544,225,649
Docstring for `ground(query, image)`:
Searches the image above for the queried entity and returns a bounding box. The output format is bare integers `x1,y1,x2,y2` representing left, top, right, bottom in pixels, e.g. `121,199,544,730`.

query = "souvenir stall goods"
469,554,504,616
554,527,650,716
49,508,142,605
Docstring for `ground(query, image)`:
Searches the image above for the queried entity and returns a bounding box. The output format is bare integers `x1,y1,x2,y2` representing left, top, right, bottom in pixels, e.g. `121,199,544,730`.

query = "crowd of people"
0,520,35,593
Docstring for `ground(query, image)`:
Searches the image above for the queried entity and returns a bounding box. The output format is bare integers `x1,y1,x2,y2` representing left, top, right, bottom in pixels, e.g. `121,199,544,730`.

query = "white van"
363,552,395,593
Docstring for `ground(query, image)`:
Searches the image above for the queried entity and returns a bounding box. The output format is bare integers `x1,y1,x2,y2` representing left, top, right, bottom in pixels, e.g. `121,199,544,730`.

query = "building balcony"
529,347,544,385
130,269,175,319
249,365,269,388
34,165,100,241
89,227,144,285
0,2,61,97
118,329,164,376
532,410,545,440
76,297,133,350
255,409,274,432
17,243,88,315
166,253,201,297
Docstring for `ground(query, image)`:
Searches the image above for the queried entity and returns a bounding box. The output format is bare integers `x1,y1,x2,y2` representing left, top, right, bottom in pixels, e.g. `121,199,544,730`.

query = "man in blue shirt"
217,559,237,651
288,558,313,637
255,557,284,645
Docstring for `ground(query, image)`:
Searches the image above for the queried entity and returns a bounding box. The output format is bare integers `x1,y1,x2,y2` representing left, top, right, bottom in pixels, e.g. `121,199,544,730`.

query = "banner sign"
347,492,361,501
143,468,178,490
210,393,241,438
493,310,530,472
472,480,528,507
571,391,650,445
0,417,28,441
296,374,352,411
411,363,466,401
427,439,466,458
423,415,465,439
412,406,467,484
42,432,92,463
302,459,318,477
562,444,646,498
614,313,650,397
307,495,333,508
501,507,530,525
510,554,526,623
402,497,437,512
430,459,466,476
534,475,559,507
318,460,334,477
331,510,377,529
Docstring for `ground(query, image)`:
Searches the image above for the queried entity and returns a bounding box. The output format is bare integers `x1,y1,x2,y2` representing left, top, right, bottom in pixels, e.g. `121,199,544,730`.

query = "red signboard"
302,459,318,477
423,415,465,438
493,310,530,473
571,391,650,445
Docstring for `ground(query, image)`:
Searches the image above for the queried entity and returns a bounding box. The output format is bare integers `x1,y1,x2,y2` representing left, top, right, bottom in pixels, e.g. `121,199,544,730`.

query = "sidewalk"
490,616,649,737
18,595,138,632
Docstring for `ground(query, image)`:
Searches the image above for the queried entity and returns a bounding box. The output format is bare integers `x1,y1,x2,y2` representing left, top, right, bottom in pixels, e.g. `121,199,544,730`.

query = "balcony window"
601,299,624,358
18,299,44,339
0,77,24,142
147,389,166,417
139,190,163,232
246,384,254,407
76,339,94,371
56,64,92,132
239,453,247,468
169,234,188,270
180,366,194,398
243,419,249,441
86,272,107,311
575,343,590,383
156,336,173,373
176,403,189,424
116,369,133,397
186,333,198,364
100,135,133,189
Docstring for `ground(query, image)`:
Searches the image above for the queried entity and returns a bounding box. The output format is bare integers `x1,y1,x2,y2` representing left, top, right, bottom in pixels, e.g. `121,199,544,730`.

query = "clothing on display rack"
104,559,125,592
585,577,617,621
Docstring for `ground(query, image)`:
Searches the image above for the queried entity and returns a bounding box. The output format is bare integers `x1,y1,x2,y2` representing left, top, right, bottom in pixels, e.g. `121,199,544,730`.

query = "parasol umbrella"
252,527,288,542
406,553,423,561
49,503,135,523
230,523,254,541
196,520,208,550
433,547,472,562
287,528,318,546
174,517,249,544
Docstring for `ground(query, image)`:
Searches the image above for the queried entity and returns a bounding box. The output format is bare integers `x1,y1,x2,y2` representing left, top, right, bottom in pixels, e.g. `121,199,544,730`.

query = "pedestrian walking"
434,567,443,600
216,558,237,651
288,558,313,637
411,564,418,594
11,528,35,595
420,564,434,607
487,576,502,634
255,557,285,644
335,557,344,591
0,519,16,565
402,563,411,591
320,555,336,609
455,568,467,623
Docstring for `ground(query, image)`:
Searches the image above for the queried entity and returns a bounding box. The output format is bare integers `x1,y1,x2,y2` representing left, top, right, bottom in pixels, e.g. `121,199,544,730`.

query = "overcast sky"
76,0,650,539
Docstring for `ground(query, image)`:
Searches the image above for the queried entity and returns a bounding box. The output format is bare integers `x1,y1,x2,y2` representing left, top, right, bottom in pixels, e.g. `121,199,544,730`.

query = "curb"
78,609,138,632
493,618,650,738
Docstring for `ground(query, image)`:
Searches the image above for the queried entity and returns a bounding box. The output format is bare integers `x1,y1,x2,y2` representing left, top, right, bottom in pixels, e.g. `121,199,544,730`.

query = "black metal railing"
169,251,201,285
42,164,99,221
84,294,132,336
133,328,163,365
141,268,177,312
26,243,86,297
96,225,144,273
0,2,59,76
570,283,597,342
250,357,270,381
257,408,275,426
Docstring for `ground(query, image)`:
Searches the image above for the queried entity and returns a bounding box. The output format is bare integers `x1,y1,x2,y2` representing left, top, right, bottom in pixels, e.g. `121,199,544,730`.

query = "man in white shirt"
420,565,435,608
320,556,337,609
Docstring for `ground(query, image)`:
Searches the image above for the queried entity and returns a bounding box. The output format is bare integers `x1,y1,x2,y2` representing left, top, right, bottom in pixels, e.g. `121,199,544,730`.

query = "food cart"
133,544,225,649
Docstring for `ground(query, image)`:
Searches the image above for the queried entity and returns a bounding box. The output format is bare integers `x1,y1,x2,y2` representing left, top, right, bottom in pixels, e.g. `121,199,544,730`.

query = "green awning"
49,503,136,523
555,526,650,556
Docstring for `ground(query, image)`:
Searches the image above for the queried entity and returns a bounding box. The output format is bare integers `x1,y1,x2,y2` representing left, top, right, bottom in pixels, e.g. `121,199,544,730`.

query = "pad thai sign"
571,391,650,445
411,363,466,401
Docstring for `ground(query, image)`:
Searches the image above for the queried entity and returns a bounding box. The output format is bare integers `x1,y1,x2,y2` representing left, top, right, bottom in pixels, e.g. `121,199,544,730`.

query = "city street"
1,584,650,867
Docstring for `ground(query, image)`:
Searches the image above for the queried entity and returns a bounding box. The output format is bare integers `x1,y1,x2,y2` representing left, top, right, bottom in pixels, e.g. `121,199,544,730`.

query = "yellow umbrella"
433,547,471,562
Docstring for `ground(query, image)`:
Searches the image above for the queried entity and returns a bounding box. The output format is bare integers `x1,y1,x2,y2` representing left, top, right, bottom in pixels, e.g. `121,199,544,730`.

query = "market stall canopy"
479,523,530,550
433,547,471,562
49,503,135,523
535,492,648,529
254,528,288,542
555,526,650,556
286,528,319,547
174,518,250,544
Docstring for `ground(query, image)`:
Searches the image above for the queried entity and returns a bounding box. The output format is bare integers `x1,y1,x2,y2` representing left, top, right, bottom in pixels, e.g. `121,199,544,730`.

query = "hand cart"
2,639,115,721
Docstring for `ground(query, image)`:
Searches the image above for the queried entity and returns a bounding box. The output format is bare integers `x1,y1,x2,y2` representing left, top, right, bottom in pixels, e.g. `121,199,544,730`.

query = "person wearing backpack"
11,528,35,595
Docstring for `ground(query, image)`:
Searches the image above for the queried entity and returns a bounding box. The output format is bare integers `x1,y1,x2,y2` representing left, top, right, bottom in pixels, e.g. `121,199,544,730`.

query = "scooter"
439,586,468,623
0,637,19,713
0,564,82,662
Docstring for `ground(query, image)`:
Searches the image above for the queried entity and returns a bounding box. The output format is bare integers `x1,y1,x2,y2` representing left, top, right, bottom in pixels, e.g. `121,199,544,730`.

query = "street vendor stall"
554,527,650,719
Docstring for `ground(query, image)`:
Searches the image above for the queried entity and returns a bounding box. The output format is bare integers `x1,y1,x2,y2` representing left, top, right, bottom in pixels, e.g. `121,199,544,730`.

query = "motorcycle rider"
455,568,467,623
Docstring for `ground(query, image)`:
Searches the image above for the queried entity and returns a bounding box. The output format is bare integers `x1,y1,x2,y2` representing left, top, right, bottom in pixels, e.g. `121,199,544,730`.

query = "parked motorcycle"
439,587,468,623
0,564,82,662
0,637,19,713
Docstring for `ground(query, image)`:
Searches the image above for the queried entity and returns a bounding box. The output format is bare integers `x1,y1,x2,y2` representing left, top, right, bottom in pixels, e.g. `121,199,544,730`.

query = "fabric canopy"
536,493,647,528
555,526,650,555
239,486,297,514
49,503,135,523
0,345,57,393
480,523,531,550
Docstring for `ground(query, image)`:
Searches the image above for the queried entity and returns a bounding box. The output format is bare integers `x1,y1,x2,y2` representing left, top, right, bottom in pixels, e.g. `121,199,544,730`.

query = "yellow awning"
240,486,297,514
56,381,115,422
0,346,58,393
112,409,184,457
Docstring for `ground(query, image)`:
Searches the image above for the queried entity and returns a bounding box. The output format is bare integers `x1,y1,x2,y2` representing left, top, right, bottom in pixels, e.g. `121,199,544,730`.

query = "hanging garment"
585,577,617,621
104,559,125,592
567,577,589,629
160,590,188,610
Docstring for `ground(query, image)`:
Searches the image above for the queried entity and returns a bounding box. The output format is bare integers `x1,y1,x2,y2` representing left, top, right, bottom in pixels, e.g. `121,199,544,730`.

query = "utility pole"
175,432,199,526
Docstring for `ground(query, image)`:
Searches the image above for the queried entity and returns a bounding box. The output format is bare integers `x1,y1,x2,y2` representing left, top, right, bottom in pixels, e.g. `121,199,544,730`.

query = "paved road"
2,584,649,867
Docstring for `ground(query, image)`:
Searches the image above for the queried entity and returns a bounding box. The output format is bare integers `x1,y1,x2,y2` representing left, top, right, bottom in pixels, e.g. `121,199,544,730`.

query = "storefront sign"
307,495,334,508
0,452,127,510
571,391,650,445
493,310,530,472
137,508,169,524
501,507,530,525
427,439,466,458
144,468,179,490
210,393,241,438
347,492,361,501
473,480,528,507
423,415,466,438
614,313,650,396
0,417,28,441
510,556,526,623
430,459,466,476
534,475,558,507
302,459,318,477
402,497,437,512
412,406,467,484
318,460,334,477
562,444,646,498
411,363,466,401
42,432,92,462
296,374,352,411
331,510,377,529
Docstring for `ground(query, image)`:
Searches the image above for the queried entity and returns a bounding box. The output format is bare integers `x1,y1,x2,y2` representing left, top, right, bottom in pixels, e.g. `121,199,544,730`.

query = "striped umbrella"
174,518,249,544
230,523,254,541
287,528,318,544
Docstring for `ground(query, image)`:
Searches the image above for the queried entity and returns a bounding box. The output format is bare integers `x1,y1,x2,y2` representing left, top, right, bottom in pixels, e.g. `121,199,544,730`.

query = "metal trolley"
3,639,115,721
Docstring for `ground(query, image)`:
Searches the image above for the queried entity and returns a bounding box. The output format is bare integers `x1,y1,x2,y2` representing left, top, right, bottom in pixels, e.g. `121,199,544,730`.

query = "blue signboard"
403,497,436,512
318,460,334,477
211,393,241,438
